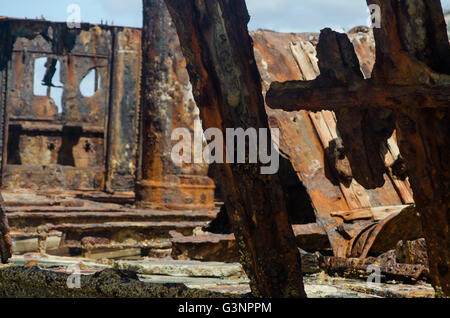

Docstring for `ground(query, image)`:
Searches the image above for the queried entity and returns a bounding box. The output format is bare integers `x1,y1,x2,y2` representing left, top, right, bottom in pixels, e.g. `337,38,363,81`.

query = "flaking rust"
0,193,12,264
0,0,446,299
136,0,215,211
163,0,307,298
0,19,141,192
252,28,420,260
0,16,217,262
318,255,429,283
267,0,450,297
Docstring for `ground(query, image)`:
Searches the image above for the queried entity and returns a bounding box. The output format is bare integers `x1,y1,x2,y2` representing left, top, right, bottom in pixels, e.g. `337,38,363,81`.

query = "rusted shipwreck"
0,17,216,258
0,0,449,298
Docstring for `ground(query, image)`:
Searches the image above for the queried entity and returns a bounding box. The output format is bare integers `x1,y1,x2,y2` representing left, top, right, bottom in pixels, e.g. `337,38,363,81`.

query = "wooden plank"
321,111,339,139
331,205,410,222
309,111,371,209
289,41,319,81
387,134,401,158
323,111,372,208
385,135,415,204
309,112,334,145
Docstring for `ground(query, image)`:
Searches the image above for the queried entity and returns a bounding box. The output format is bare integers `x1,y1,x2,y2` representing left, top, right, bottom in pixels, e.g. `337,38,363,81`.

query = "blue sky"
1,0,449,33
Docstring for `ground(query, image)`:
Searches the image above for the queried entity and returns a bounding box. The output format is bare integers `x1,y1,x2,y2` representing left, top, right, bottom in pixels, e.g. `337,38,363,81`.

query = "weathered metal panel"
0,20,142,193
253,29,411,211
1,21,113,191
136,3,215,211
0,65,5,182
251,29,416,257
3,166,104,191
106,27,142,191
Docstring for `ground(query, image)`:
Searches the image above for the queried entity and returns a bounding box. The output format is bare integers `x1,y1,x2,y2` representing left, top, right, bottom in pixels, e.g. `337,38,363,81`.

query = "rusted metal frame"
292,223,330,251
11,49,109,59
267,0,450,296
135,60,144,189
7,123,104,134
56,221,205,252
5,47,110,190
306,110,378,258
104,28,117,193
99,28,141,192
137,0,215,211
318,255,428,282
251,31,355,258
163,0,306,297
98,48,113,192
0,20,121,191
272,59,422,259
7,211,217,227
0,66,9,262
0,193,12,263
359,206,422,258
266,80,450,112
0,62,8,186
137,0,175,209
267,109,350,259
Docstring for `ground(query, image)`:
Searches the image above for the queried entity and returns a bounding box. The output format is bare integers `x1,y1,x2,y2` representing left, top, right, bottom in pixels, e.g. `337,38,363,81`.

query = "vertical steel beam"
137,0,215,211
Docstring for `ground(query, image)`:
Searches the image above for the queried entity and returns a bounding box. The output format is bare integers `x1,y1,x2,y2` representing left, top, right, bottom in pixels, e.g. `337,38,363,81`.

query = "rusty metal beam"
0,19,142,193
163,0,306,297
267,80,450,111
0,193,12,263
6,209,218,229
136,0,215,211
56,221,206,249
318,255,429,282
252,28,415,259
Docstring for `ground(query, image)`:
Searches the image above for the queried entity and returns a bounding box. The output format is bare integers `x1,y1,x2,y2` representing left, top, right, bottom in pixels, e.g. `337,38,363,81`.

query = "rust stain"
251,29,416,258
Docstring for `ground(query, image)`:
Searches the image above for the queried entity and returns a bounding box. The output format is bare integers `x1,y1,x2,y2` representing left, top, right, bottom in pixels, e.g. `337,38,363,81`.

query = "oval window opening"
80,68,101,97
